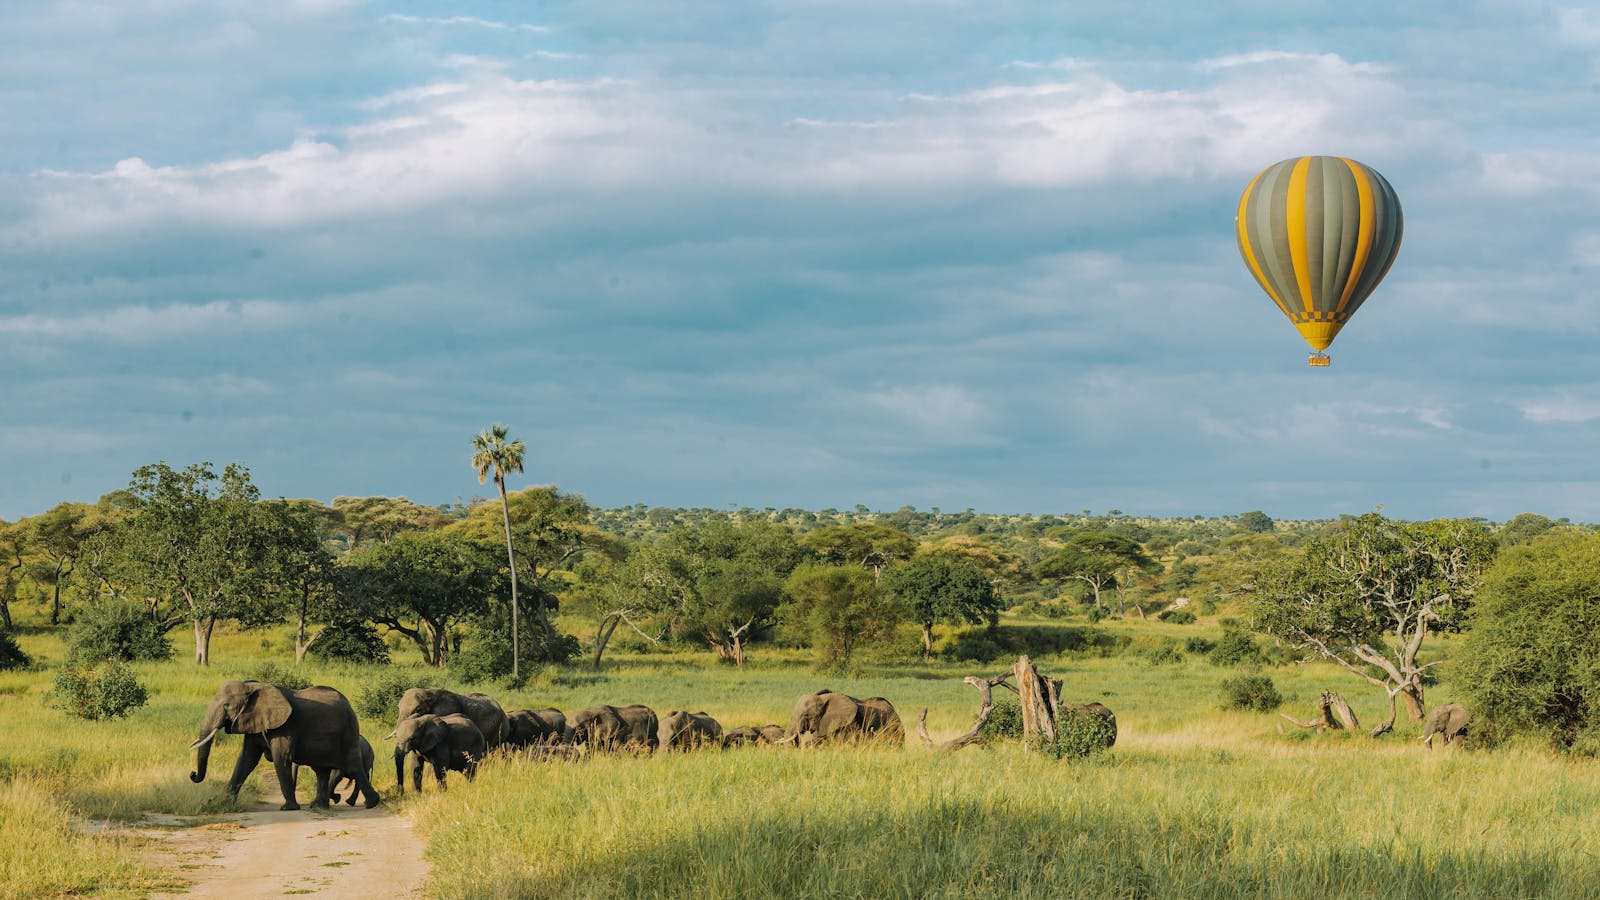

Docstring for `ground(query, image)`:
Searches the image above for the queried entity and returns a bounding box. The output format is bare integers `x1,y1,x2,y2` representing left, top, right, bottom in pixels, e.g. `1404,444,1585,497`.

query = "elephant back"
858,697,903,740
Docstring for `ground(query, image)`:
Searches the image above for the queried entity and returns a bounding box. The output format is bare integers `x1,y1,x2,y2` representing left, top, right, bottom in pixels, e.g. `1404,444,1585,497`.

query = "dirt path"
145,782,428,899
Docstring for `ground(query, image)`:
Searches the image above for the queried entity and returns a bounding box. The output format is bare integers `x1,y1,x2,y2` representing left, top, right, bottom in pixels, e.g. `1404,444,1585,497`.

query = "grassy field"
4,617,1599,898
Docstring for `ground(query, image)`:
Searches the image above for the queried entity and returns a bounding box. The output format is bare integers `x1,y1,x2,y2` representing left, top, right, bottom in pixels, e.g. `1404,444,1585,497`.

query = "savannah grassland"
4,617,1600,899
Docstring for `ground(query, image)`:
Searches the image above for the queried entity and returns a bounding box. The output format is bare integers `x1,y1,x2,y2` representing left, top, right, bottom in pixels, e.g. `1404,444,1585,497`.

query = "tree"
472,424,528,681
341,531,496,667
882,555,1000,659
1496,512,1561,547
258,500,340,663
1237,510,1275,534
1191,533,1291,605
447,485,621,663
779,563,903,670
0,520,22,630
329,496,447,555
1033,531,1157,613
1456,532,1600,749
801,523,916,579
22,502,105,625
113,462,280,665
1254,513,1497,735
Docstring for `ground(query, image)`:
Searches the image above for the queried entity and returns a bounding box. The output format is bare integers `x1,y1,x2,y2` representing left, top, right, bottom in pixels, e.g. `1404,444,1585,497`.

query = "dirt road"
146,782,428,899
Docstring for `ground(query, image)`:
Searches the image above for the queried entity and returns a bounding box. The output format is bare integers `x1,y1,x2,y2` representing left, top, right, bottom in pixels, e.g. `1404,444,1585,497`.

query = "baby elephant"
330,735,375,806
1421,703,1469,748
723,724,786,747
658,710,723,751
394,713,485,793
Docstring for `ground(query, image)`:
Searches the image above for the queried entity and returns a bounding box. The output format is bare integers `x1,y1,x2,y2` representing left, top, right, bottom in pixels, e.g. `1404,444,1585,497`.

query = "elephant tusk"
189,727,221,750
383,730,396,741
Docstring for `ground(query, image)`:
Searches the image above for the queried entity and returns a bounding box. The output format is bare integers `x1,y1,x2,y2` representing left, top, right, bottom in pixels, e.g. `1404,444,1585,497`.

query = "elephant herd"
189,680,905,809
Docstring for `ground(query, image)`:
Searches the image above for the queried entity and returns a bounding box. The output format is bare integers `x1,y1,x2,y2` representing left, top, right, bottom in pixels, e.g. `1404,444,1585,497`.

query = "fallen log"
918,675,1007,752
1279,691,1360,732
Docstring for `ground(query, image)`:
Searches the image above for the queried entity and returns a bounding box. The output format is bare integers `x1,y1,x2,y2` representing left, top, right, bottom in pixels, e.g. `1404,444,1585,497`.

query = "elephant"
722,724,786,747
189,680,379,811
393,713,485,793
568,704,658,753
311,735,373,806
1421,703,1469,748
658,710,723,751
506,708,568,748
394,688,509,749
779,690,903,746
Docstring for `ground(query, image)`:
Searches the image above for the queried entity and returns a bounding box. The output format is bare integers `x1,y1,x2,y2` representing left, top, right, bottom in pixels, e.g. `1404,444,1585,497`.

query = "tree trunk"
497,478,520,681
294,593,310,663
0,598,11,629
193,616,216,666
1401,684,1426,721
921,623,934,661
50,561,66,625
731,634,746,668
593,614,622,671
429,626,445,668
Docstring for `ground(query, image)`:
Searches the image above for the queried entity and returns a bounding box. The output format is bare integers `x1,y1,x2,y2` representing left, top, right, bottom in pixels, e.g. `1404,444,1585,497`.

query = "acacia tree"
341,531,496,667
779,563,903,670
330,495,448,555
801,523,916,580
111,463,288,665
472,424,527,680
1033,531,1157,613
882,554,1000,659
1254,513,1497,735
258,500,339,663
0,520,22,629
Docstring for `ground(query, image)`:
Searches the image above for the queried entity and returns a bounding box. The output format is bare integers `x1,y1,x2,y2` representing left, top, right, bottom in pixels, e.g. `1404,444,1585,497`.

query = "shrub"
940,630,1007,663
1157,609,1196,624
1142,642,1184,665
1036,707,1117,759
983,694,1023,739
65,601,172,663
453,622,581,684
1219,674,1282,712
0,629,30,671
1210,629,1266,668
48,662,149,720
356,671,418,720
1183,636,1216,655
939,625,1130,663
308,620,391,664
244,662,310,691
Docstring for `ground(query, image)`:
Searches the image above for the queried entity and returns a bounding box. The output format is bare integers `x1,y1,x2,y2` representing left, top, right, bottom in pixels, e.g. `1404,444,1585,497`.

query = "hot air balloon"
1235,156,1403,366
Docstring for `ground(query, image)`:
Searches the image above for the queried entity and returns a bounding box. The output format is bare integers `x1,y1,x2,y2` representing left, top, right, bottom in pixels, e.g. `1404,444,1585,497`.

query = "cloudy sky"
3,1,1599,521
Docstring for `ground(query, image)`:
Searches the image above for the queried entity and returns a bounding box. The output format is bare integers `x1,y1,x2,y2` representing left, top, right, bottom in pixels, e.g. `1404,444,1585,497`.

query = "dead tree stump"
1280,691,1360,732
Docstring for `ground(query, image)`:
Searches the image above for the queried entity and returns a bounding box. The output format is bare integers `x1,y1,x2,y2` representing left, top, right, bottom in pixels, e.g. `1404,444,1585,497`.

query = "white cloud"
381,14,549,34
866,385,989,434
1520,394,1600,424
0,300,298,341
1556,7,1600,47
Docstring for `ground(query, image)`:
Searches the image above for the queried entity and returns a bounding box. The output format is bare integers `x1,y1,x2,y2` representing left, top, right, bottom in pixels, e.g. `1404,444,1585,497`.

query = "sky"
3,1,1600,522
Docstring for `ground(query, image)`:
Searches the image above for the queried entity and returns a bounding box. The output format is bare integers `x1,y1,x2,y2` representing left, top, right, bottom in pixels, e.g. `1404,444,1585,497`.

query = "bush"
453,622,581,684
983,694,1023,739
1210,629,1266,668
244,661,310,691
1183,636,1216,655
1219,674,1282,712
308,620,391,664
1142,642,1184,665
1036,706,1117,759
0,629,30,671
940,630,1007,663
65,601,172,663
355,671,418,720
48,662,149,720
1157,609,1196,624
939,625,1130,663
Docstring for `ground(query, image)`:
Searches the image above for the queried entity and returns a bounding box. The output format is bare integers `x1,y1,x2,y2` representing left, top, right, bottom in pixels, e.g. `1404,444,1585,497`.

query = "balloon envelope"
1236,156,1403,352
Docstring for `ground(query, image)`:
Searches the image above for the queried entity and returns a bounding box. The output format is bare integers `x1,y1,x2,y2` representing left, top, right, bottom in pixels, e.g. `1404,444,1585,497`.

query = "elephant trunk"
190,701,227,783
394,745,408,795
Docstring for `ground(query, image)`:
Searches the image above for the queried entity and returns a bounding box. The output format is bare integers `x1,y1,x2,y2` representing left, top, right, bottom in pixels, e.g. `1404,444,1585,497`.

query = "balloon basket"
1307,353,1330,367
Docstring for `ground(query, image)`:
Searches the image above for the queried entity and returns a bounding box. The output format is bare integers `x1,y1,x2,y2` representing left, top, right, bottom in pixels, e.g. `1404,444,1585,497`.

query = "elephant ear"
824,692,860,725
236,683,294,734
414,718,443,753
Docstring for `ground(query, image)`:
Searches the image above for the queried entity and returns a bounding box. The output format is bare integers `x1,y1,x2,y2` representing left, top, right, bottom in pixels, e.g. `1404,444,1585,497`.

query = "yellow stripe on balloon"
1337,157,1376,315
1286,157,1314,314
1236,169,1292,316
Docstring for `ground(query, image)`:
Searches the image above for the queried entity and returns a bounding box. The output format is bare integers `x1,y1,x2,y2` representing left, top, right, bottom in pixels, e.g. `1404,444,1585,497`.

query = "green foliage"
453,618,580,683
244,661,311,691
48,662,149,720
1236,510,1274,534
1034,530,1158,609
779,563,902,669
1036,707,1117,759
1184,636,1216,655
882,554,1000,653
341,531,499,666
1496,512,1561,547
800,523,916,574
1219,675,1282,712
1142,641,1184,665
307,619,391,663
1209,630,1265,668
939,625,1128,663
355,671,419,719
983,694,1023,739
1457,532,1600,749
1157,609,1196,624
0,628,30,670
65,601,173,663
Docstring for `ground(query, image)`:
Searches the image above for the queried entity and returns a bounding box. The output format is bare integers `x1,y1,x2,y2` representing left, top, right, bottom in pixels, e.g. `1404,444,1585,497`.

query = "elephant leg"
226,741,264,801
273,754,299,811
310,768,333,810
431,755,449,790
352,770,381,809
410,752,425,793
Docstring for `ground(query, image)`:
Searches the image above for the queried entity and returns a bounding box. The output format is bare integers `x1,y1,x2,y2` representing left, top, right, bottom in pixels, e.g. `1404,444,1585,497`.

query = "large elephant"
506,708,568,748
393,713,485,793
658,710,723,751
189,680,378,811
1421,703,1469,748
393,688,509,749
568,704,658,752
779,690,903,746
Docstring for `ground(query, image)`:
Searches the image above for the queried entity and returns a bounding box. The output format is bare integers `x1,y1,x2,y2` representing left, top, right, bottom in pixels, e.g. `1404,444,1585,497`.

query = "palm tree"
472,424,527,680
